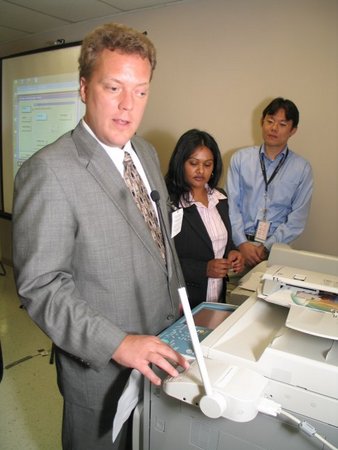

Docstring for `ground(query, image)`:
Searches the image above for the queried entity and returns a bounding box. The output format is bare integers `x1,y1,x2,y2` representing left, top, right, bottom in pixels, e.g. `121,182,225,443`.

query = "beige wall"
1,0,337,264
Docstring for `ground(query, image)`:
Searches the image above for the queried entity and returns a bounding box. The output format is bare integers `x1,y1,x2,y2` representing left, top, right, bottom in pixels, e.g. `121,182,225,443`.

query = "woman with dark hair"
165,129,244,308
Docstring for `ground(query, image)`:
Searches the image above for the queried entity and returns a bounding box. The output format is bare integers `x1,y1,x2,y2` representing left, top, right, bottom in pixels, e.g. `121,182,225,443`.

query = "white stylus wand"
177,287,213,395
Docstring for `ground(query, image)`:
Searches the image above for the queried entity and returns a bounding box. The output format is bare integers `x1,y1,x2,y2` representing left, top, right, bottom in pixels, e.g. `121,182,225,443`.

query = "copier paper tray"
257,264,338,340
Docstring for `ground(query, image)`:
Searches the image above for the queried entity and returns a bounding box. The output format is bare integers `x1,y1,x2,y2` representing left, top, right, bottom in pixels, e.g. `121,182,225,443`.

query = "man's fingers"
112,334,189,386
140,364,162,386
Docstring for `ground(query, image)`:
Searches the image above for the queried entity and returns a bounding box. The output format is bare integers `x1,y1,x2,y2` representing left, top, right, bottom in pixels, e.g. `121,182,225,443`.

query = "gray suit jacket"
13,121,181,410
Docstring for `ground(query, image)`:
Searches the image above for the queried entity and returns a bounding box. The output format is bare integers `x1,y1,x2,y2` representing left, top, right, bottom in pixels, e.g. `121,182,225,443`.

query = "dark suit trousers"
62,400,133,450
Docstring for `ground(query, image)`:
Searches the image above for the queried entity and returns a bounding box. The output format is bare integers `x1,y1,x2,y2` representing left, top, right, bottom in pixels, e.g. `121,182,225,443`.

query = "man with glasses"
226,97,313,268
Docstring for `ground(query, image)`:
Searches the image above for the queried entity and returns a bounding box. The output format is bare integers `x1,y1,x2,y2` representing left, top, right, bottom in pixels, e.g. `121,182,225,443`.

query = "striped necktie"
123,151,166,261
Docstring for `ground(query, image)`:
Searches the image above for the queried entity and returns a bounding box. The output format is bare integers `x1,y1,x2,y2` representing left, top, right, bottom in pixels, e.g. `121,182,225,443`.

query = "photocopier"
141,244,338,450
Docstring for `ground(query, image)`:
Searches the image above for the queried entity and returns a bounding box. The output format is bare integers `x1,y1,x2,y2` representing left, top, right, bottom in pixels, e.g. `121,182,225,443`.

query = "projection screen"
1,42,84,215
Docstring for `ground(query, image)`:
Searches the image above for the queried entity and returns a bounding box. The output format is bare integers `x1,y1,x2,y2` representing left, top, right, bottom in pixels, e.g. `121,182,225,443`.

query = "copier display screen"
193,309,233,329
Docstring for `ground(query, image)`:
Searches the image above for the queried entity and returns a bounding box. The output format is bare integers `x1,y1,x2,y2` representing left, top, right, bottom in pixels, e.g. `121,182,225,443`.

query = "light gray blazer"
13,121,181,409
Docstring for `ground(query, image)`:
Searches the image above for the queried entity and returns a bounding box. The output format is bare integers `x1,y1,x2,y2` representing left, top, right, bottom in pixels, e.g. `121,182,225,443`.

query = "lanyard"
259,146,289,192
259,146,289,220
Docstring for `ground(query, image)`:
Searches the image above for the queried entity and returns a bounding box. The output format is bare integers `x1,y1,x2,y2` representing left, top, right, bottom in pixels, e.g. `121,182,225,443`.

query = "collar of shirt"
81,120,156,208
82,119,132,176
180,186,226,209
260,144,288,164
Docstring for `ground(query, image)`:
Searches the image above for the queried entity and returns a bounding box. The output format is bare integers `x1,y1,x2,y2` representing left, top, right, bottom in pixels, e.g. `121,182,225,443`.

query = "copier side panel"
144,374,338,450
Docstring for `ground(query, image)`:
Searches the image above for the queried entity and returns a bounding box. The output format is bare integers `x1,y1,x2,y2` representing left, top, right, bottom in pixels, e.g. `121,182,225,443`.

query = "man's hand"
112,334,190,386
239,242,268,267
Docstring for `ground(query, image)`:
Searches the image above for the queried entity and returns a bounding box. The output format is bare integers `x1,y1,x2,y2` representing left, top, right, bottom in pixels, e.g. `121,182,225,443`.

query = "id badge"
254,220,271,243
171,208,183,238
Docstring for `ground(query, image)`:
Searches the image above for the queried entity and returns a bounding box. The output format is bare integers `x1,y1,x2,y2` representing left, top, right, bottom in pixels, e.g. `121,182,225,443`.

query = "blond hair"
78,23,157,80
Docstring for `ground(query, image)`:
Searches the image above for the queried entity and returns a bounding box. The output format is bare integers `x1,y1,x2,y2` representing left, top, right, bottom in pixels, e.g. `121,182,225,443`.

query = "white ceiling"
0,0,185,46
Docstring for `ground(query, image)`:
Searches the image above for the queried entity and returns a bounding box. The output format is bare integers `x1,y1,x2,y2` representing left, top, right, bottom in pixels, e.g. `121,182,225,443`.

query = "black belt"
245,234,256,242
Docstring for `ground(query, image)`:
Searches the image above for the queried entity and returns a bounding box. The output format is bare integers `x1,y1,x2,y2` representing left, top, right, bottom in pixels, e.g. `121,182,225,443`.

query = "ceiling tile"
5,0,121,22
0,25,28,42
0,1,68,32
0,0,187,48
104,0,177,11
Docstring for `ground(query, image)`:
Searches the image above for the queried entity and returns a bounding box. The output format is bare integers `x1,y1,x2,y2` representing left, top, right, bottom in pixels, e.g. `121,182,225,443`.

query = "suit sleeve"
12,157,125,371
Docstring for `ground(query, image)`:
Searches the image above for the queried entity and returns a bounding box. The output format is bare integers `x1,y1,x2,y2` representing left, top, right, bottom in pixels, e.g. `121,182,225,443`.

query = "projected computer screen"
13,73,84,174
1,43,84,215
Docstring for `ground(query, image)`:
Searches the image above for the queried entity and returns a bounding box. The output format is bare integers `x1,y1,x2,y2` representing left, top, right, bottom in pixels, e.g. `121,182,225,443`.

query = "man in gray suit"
13,23,188,450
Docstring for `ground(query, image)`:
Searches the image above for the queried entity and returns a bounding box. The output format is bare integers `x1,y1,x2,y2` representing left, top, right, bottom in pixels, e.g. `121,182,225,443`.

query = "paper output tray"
286,304,338,340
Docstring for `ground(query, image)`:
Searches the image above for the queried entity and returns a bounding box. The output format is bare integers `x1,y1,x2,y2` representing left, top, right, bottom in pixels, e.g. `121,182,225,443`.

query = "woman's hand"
206,258,231,278
227,250,245,274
